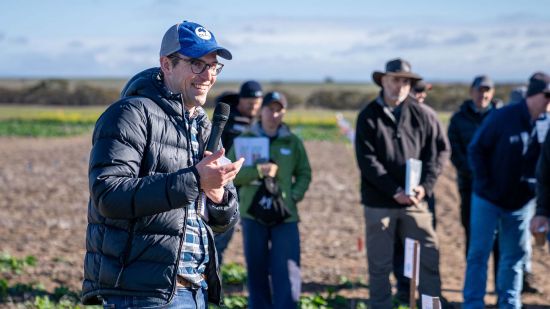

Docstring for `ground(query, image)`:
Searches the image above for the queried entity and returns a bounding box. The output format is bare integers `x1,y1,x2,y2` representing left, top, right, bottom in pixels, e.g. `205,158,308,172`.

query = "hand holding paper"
197,149,245,192
258,163,278,178
405,158,422,196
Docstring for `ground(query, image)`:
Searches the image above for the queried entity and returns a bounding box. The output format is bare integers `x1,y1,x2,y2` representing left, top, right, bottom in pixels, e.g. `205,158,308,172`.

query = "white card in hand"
405,158,422,196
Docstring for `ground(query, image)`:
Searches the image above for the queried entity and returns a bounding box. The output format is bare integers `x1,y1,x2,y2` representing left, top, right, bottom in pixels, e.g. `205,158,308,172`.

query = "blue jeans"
242,218,301,309
463,194,534,309
102,287,207,309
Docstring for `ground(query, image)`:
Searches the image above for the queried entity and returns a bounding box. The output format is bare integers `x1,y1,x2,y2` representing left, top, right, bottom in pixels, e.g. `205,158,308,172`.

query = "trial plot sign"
404,237,420,286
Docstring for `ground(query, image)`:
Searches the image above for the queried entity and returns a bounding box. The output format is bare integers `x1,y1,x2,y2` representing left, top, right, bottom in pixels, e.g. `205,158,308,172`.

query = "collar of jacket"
375,92,411,124
249,122,292,138
120,67,208,123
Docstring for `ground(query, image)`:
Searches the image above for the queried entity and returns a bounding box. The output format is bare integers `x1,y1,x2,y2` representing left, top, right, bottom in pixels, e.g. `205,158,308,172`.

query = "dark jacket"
448,100,502,189
355,95,440,208
81,68,239,305
217,92,254,152
469,100,540,210
418,102,450,182
448,100,499,189
536,129,550,217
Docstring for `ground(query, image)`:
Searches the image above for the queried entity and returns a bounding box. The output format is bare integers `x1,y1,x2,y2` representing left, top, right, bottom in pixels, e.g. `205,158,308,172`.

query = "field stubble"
0,134,548,307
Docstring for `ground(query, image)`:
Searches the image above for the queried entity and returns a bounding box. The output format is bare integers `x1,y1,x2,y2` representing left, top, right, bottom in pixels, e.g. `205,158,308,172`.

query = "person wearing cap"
390,80,450,304
531,127,550,250
228,91,312,308
81,21,243,308
411,80,432,104
354,58,445,308
509,86,527,105
447,75,501,257
219,80,263,155
464,73,550,308
409,80,450,224
214,80,263,265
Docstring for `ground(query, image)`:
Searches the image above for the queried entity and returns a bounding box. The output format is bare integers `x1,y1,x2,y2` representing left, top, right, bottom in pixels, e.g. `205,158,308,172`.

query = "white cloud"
0,13,549,81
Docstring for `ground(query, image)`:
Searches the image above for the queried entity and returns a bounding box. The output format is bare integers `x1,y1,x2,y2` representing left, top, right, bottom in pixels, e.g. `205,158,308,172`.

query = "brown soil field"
0,136,549,308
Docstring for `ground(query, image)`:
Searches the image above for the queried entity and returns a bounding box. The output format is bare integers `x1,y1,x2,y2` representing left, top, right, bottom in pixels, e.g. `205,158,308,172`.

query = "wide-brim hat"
372,58,422,87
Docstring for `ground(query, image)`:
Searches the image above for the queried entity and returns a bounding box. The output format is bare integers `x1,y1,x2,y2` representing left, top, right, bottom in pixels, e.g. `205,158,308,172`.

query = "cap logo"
195,27,212,40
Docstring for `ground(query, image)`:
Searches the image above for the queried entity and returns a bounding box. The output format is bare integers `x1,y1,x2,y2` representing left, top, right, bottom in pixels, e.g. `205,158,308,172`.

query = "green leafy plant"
0,253,37,274
299,293,329,309
223,295,248,308
221,263,247,285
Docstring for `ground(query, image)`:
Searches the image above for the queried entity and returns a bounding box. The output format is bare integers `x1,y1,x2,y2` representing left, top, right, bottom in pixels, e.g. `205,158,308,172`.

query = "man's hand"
393,189,414,206
411,185,426,205
195,148,245,191
258,163,278,178
530,215,549,235
204,188,225,204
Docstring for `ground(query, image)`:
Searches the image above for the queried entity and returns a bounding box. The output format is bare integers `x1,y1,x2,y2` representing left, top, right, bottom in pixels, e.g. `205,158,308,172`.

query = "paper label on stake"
421,295,432,309
422,295,441,309
404,237,420,286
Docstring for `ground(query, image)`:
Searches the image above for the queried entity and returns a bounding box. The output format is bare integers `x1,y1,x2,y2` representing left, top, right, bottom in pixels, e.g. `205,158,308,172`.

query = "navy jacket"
536,133,550,217
468,100,540,210
216,92,254,152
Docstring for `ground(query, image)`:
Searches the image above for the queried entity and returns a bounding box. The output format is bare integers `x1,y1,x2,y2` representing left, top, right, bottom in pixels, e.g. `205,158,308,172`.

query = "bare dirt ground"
0,136,549,308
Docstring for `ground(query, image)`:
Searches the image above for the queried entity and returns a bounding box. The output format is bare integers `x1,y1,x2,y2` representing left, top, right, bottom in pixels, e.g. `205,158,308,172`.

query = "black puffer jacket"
81,68,239,305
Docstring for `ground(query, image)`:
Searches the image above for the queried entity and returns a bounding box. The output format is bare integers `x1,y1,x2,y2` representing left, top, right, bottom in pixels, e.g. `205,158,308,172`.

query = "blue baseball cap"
159,21,232,60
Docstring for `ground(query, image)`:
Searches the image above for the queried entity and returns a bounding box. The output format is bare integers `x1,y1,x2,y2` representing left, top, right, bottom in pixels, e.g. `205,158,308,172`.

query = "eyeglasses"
177,56,224,76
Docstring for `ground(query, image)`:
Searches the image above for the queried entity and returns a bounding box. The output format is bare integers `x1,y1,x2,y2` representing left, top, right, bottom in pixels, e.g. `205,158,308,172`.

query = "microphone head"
212,102,230,124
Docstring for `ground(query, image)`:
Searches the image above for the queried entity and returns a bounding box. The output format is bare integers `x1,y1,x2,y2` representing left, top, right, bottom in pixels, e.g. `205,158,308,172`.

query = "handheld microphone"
206,102,230,152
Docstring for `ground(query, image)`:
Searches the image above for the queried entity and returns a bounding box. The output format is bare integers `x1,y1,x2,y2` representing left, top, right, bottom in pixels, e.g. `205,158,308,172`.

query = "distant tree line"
0,79,522,111
0,79,119,106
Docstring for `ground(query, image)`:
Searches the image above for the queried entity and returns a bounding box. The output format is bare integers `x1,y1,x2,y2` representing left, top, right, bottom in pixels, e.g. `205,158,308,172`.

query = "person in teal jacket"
228,91,312,308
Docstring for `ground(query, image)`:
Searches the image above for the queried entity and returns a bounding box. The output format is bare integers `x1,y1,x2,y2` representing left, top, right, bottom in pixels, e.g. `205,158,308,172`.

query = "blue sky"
1,0,549,82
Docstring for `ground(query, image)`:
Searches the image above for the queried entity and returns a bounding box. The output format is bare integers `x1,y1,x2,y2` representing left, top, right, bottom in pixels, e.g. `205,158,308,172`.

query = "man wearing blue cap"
81,21,243,308
215,80,263,265
464,73,550,308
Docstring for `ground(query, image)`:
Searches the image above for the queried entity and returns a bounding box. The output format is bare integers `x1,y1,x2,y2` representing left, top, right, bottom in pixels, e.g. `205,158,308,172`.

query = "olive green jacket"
228,122,312,222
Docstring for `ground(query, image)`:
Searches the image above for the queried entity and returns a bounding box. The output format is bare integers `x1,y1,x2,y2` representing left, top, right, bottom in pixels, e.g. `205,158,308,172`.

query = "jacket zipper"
168,207,188,303
114,220,135,287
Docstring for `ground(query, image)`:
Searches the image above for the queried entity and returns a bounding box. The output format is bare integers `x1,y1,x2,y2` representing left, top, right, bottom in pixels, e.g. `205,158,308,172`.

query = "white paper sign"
405,158,422,196
536,115,550,143
422,295,441,309
404,237,420,286
234,137,269,166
